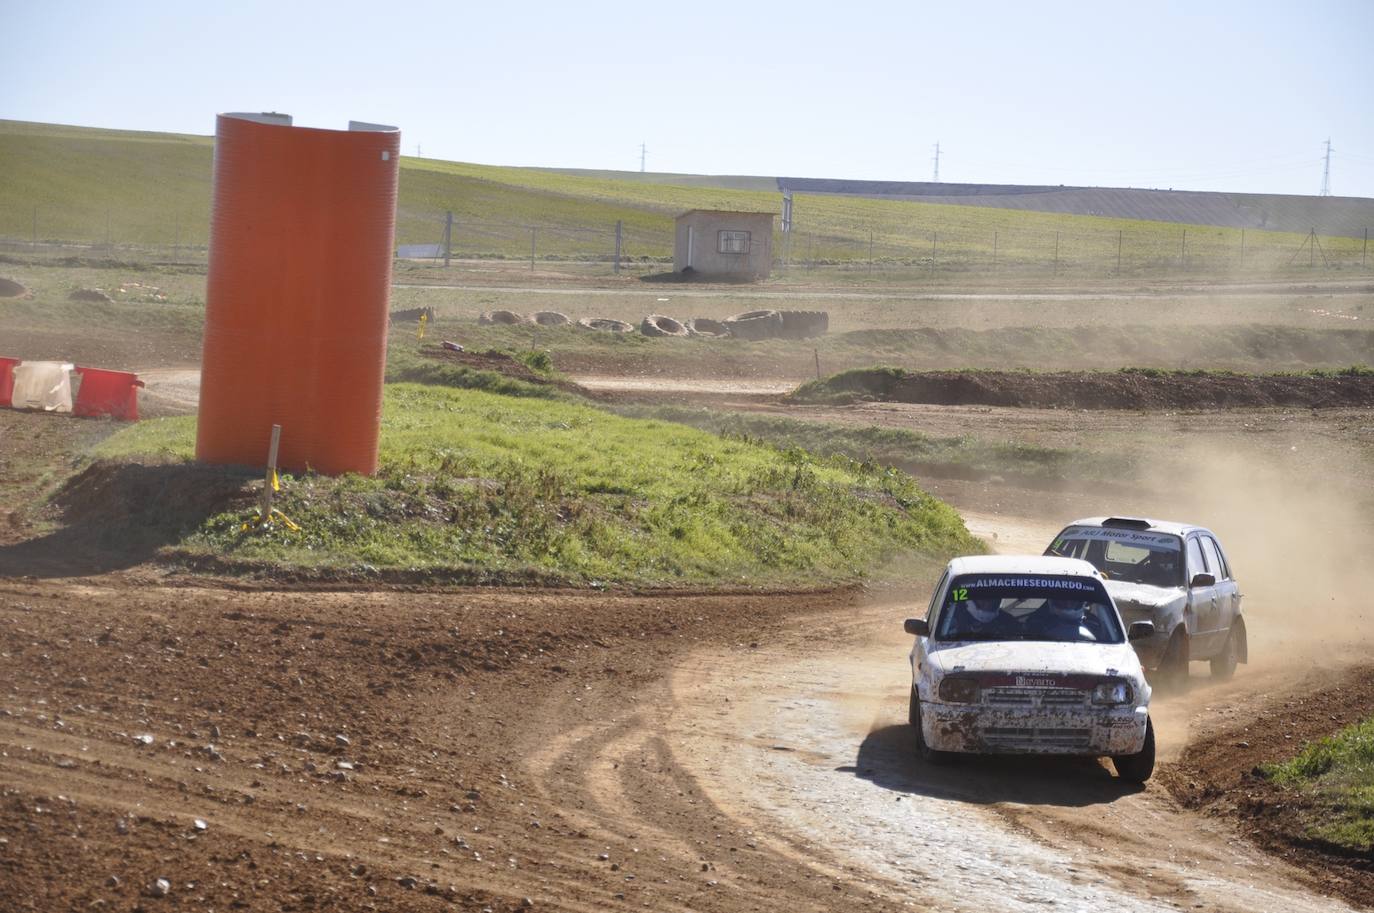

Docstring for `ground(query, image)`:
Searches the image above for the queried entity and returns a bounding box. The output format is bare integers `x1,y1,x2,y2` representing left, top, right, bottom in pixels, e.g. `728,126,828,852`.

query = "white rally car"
1045,517,1246,685
904,555,1156,781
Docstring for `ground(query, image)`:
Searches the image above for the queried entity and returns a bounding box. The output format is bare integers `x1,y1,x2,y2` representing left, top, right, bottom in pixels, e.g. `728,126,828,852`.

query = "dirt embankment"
1160,665,1374,909
795,367,1374,410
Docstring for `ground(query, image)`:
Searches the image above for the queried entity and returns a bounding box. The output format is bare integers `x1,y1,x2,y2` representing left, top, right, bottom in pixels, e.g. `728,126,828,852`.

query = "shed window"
718,230,751,254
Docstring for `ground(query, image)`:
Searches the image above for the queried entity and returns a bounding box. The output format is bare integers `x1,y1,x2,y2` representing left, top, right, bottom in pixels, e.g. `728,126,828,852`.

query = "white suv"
1045,517,1247,685
904,555,1156,782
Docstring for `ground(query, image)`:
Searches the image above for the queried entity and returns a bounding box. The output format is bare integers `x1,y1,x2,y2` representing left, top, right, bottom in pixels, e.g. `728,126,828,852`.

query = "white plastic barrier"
11,361,75,412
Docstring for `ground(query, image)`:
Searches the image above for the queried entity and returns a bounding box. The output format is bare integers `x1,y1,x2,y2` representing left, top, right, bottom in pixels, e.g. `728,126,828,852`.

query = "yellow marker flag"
417,313,428,340
271,467,280,492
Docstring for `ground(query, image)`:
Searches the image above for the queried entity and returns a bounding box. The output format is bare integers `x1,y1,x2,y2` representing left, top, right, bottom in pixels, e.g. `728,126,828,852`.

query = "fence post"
105,210,111,250
614,220,622,274
529,228,536,271
1364,228,1368,268
31,206,37,249
993,230,998,269
1117,230,1123,274
173,216,180,264
868,229,874,276
930,232,937,276
1180,229,1186,269
443,210,453,267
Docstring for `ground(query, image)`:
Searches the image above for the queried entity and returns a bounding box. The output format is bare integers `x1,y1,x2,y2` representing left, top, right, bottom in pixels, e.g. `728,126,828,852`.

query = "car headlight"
938,677,980,703
1091,680,1134,706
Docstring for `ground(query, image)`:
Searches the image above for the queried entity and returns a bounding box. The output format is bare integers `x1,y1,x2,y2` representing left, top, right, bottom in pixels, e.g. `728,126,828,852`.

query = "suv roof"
1064,516,1216,539
947,554,1102,578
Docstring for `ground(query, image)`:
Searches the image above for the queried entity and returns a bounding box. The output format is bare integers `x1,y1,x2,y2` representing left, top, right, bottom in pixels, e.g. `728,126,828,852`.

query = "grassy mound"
93,384,981,585
384,344,569,400
1265,716,1374,852
615,406,1134,485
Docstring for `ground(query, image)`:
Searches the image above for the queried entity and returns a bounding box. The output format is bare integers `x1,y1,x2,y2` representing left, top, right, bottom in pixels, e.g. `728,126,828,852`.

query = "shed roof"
676,209,776,220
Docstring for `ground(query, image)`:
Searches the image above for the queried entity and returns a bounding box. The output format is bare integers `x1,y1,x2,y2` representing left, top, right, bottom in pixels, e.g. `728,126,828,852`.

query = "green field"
3,118,1367,275
91,383,981,585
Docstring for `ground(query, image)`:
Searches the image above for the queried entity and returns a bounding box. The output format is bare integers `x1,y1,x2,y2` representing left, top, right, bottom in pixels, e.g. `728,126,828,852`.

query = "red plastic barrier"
74,366,144,420
0,356,17,408
195,113,401,476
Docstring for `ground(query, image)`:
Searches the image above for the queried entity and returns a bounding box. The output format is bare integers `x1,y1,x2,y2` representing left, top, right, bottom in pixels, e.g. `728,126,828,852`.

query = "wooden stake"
260,424,282,520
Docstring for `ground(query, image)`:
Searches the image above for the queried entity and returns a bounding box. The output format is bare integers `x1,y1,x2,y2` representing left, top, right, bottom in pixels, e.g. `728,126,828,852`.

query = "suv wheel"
1112,716,1156,783
1156,629,1190,690
1210,627,1240,679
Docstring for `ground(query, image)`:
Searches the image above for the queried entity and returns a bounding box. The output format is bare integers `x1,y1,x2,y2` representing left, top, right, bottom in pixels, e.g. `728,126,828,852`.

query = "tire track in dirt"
664,598,1358,913
647,513,1360,913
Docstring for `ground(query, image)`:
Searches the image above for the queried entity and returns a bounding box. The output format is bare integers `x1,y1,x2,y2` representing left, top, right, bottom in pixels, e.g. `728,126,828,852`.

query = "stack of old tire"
577,317,633,333
686,317,729,338
478,309,526,325
640,314,690,337
722,309,828,340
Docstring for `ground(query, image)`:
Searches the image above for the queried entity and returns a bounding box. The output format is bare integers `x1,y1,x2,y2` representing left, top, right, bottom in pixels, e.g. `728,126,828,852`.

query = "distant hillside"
1,119,1368,272
536,167,779,192
777,178,1374,239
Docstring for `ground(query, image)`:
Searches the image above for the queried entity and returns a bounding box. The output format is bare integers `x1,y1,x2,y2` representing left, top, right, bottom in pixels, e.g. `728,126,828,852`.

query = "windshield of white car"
1045,526,1185,587
934,574,1124,644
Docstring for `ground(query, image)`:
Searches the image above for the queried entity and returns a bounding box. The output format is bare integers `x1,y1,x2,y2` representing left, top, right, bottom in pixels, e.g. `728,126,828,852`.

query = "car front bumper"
923,701,1148,756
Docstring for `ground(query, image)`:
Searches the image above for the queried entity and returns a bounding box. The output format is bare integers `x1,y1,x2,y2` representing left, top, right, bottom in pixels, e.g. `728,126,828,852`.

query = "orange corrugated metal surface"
196,113,400,476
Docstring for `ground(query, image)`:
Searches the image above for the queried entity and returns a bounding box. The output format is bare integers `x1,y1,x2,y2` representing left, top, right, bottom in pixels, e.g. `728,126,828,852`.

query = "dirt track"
1,516,1367,912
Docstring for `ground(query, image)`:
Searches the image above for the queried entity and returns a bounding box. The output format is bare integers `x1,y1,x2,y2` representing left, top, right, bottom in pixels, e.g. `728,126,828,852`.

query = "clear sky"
3,0,1372,197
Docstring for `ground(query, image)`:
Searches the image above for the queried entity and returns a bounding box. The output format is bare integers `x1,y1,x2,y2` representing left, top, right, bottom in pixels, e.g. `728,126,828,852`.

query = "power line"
1320,138,1333,196
639,142,647,173
932,141,941,182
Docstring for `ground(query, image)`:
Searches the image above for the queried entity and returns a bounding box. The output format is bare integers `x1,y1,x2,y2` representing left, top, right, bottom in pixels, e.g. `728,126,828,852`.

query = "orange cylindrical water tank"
196,113,400,476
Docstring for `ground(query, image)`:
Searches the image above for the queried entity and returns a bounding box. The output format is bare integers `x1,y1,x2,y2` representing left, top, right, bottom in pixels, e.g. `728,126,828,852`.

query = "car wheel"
1156,629,1190,690
1112,716,1156,783
1210,627,1240,679
911,687,952,766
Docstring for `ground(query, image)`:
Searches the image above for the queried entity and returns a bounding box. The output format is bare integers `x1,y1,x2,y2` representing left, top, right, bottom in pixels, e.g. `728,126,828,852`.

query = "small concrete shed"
673,210,774,280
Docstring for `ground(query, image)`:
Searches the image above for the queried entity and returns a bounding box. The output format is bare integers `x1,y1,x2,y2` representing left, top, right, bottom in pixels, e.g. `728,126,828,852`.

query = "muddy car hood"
928,640,1142,678
1105,580,1185,610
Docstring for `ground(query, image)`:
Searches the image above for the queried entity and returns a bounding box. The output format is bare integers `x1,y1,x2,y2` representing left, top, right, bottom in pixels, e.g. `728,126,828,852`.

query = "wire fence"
3,205,1370,279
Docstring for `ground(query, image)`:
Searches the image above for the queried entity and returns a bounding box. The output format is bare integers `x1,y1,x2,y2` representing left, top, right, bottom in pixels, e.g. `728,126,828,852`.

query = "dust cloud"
1138,440,1374,669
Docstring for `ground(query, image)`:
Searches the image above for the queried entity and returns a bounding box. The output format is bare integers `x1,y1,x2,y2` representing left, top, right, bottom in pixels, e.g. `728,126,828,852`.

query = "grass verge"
92,384,982,585
612,406,1135,485
1264,717,1374,853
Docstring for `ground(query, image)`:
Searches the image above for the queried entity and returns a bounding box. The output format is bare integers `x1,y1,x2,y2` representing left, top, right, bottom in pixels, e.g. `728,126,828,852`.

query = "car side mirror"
1128,621,1155,641
904,618,930,637
1190,572,1216,588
